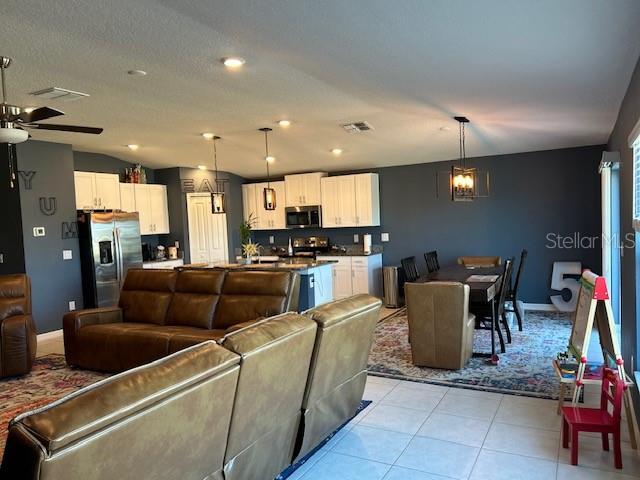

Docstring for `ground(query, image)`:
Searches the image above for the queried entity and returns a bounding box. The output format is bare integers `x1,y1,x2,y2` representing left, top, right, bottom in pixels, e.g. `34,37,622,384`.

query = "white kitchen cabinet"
284,172,326,206
321,254,383,299
134,184,169,235
119,183,136,212
242,181,286,230
321,173,380,228
74,171,121,210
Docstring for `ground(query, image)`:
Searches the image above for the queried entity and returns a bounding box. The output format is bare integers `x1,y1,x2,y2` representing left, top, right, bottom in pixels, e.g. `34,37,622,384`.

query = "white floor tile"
469,450,558,480
395,437,480,479
331,425,412,464
301,451,390,480
286,450,328,480
363,382,396,402
434,391,500,421
381,386,443,412
417,413,491,447
382,466,451,480
483,422,560,461
558,433,640,475
556,463,640,480
366,375,401,388
495,395,562,431
359,404,430,435
393,380,450,396
445,386,503,402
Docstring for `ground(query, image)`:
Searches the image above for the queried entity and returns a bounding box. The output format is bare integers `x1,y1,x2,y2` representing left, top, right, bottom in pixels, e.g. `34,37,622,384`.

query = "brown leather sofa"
220,312,317,480
64,268,300,372
294,294,382,461
406,281,475,369
0,274,37,378
0,341,241,480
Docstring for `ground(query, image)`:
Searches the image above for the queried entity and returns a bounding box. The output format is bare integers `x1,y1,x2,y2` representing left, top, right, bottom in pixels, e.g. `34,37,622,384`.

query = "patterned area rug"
368,309,572,398
0,354,108,459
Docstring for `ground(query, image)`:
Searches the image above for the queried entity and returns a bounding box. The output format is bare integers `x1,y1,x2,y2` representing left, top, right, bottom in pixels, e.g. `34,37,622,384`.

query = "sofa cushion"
119,269,177,325
166,270,226,329
214,271,292,329
168,329,226,354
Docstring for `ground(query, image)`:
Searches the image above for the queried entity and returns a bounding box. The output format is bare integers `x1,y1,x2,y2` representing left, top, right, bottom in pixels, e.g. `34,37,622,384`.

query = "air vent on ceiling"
29,87,89,101
341,121,373,133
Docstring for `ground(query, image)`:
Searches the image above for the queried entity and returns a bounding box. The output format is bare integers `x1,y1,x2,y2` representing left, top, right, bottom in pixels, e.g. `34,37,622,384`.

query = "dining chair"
424,250,440,273
457,256,502,267
400,256,420,282
471,257,513,353
505,249,527,331
562,368,624,469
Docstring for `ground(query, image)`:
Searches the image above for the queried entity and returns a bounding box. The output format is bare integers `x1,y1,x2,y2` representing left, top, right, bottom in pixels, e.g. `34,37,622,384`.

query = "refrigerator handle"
113,228,121,285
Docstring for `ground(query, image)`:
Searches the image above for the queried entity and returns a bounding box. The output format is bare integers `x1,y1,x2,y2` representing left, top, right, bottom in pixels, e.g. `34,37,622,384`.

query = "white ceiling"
1,0,639,178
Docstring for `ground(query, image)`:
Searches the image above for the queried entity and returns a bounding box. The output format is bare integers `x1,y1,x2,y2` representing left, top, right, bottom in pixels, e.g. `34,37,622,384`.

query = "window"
633,135,640,231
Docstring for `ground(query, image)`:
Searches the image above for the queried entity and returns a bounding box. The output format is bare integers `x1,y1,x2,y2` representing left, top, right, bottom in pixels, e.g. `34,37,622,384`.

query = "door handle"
99,198,102,208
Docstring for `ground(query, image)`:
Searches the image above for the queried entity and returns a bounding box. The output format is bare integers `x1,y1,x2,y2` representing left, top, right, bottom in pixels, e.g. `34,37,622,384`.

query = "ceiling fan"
0,56,103,145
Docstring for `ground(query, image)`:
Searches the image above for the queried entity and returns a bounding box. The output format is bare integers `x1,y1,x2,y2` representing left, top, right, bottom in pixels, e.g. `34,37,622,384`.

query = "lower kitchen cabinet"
321,254,382,299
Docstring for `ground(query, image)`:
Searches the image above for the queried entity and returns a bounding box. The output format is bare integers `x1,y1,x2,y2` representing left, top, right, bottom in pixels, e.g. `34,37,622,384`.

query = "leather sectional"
1,292,382,480
63,268,300,372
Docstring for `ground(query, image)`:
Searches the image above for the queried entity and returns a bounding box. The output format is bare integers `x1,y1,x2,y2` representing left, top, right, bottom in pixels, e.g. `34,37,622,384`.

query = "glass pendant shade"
264,187,276,210
211,191,226,214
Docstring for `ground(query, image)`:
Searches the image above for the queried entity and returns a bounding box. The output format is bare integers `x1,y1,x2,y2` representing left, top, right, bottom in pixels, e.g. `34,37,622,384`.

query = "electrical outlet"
269,235,275,244
63,250,73,260
353,234,359,243
69,301,76,311
33,227,45,237
381,233,390,242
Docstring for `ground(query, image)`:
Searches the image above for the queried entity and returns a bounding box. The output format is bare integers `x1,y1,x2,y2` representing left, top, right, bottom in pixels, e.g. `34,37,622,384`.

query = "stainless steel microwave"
285,206,322,229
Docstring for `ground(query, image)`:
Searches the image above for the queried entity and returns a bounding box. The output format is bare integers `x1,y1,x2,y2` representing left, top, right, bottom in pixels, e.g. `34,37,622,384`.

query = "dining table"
416,264,503,360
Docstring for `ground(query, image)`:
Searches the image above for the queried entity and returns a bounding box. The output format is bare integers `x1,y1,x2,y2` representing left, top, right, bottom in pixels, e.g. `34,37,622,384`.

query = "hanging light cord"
459,121,467,169
212,137,219,186
264,130,271,188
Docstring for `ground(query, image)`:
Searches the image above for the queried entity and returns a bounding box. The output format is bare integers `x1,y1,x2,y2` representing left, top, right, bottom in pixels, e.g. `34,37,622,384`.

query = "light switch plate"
269,235,275,244
63,250,73,260
33,227,46,237
381,233,390,242
353,234,359,243
69,301,76,311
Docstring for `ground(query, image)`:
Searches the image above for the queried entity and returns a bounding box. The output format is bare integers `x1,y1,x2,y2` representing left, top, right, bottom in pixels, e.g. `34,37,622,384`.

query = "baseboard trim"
37,329,63,342
524,303,558,312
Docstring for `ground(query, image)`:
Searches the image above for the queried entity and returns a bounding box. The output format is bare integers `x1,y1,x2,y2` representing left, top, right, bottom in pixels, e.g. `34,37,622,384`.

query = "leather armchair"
294,294,382,462
0,341,241,480
406,281,475,369
0,274,37,378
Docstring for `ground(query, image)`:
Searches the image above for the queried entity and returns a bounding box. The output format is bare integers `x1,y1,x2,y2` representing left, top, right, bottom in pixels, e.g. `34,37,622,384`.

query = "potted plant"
239,214,257,264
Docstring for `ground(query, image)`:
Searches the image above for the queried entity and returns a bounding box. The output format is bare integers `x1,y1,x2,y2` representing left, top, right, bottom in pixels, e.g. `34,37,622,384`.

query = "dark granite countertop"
316,245,383,257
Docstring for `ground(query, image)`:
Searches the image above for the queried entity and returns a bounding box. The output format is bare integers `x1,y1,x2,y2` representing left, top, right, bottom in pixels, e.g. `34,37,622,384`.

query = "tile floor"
35,332,640,480
288,376,640,480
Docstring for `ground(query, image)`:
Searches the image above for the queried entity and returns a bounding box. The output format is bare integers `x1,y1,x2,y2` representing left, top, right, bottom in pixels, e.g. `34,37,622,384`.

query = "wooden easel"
562,270,638,448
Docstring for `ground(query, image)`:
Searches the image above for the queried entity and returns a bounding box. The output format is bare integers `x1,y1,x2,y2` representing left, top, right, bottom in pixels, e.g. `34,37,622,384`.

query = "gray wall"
156,167,245,263
253,145,603,304
607,54,640,376
16,141,83,333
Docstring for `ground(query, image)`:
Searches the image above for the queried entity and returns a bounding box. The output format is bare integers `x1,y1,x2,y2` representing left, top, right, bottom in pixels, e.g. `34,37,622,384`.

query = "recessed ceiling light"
201,132,215,140
265,155,276,163
127,69,147,76
277,120,291,127
331,148,343,156
198,165,207,170
439,126,451,131
221,57,245,69
127,144,139,151
23,107,36,113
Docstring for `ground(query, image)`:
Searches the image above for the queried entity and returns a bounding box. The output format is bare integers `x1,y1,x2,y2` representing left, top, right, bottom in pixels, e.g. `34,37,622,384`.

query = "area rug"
0,354,108,459
368,309,572,399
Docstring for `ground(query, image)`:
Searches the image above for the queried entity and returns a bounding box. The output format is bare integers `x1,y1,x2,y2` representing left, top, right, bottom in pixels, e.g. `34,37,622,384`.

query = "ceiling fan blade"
26,123,103,134
19,106,65,123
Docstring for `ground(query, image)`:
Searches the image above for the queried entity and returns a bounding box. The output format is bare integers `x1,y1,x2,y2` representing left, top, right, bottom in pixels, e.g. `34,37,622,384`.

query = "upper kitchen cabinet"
321,173,380,228
119,183,136,212
242,181,286,230
134,184,169,235
74,171,121,210
284,172,327,207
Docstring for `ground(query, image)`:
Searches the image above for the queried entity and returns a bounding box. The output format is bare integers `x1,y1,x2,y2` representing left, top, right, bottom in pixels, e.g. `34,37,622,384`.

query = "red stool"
561,368,624,469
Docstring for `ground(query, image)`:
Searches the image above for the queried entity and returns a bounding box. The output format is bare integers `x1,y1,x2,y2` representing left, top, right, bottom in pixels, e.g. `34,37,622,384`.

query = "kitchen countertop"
182,258,337,274
143,257,184,264
316,245,383,257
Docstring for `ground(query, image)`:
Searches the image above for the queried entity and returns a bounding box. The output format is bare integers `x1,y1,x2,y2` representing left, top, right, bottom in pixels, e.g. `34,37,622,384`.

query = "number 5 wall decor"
550,261,582,312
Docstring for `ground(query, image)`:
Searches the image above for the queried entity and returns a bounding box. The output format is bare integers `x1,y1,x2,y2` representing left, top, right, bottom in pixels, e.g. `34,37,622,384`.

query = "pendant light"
259,127,276,210
451,116,477,202
208,135,226,214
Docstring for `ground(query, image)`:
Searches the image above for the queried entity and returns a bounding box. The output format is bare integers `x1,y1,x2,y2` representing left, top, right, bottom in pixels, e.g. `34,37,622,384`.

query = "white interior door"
187,193,229,265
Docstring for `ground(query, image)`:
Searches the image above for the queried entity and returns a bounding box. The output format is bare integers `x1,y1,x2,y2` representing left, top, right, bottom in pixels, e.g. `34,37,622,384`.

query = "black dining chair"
471,257,514,353
505,249,527,331
424,250,440,274
400,256,420,282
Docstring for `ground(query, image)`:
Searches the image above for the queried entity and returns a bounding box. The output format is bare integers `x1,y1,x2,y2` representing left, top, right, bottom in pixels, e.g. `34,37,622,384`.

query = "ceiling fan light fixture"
0,127,28,144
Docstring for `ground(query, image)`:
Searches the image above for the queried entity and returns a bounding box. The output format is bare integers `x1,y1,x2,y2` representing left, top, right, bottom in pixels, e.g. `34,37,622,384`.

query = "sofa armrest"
63,308,122,366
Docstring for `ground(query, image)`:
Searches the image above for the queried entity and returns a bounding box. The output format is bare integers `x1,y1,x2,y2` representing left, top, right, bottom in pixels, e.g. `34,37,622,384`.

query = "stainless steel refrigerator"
77,211,143,308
